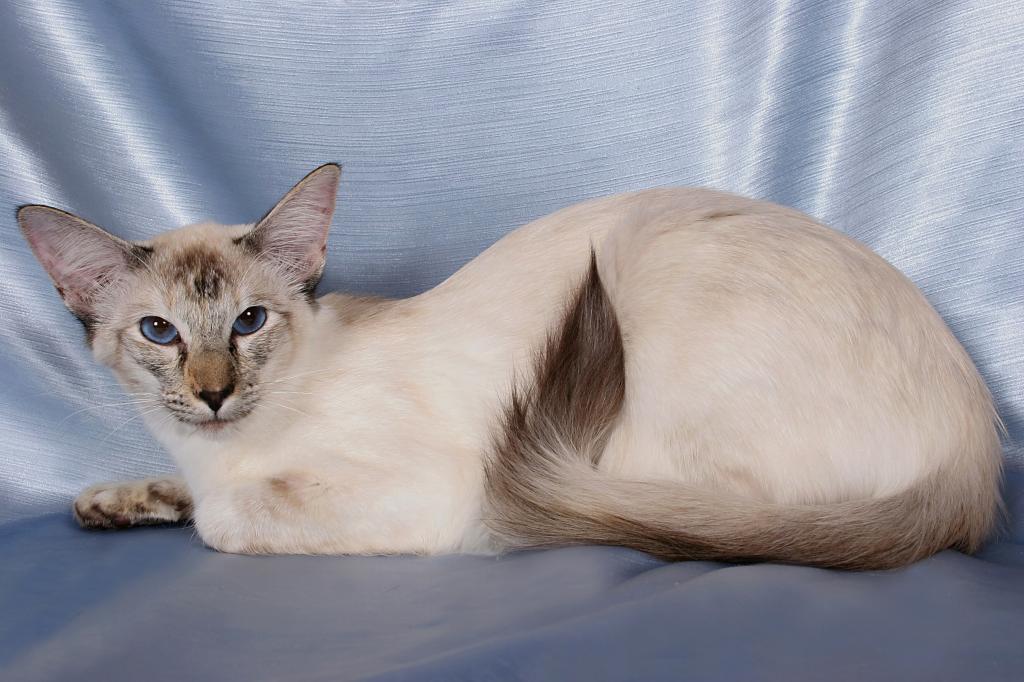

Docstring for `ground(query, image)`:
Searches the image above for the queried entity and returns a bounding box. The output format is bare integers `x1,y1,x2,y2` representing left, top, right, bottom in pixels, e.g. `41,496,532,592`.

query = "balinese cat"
17,164,1003,569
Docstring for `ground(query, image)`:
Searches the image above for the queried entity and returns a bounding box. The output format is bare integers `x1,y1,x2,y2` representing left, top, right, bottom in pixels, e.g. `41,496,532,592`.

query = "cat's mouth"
196,417,237,432
198,419,230,431
163,396,256,434
190,415,243,434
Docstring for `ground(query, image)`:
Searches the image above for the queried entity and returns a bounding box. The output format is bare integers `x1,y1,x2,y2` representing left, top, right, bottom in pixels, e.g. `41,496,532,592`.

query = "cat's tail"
483,252,1000,570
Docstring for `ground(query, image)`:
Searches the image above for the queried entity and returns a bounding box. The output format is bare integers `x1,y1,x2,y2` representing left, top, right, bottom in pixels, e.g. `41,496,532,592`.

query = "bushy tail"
483,252,999,570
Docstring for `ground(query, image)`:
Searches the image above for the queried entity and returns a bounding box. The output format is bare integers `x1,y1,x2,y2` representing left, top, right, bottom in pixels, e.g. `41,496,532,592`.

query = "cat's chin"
198,420,231,432
188,417,241,438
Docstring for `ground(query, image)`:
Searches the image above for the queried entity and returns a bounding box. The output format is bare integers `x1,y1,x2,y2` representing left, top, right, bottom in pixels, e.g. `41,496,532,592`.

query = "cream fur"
25,178,1001,562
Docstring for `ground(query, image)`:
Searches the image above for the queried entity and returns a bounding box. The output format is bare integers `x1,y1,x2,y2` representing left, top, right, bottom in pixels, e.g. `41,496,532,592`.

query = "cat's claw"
73,477,193,529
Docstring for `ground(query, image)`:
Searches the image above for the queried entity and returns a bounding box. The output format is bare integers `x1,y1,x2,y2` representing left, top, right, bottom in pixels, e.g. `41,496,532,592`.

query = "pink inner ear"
253,165,340,283
20,207,131,316
300,166,340,222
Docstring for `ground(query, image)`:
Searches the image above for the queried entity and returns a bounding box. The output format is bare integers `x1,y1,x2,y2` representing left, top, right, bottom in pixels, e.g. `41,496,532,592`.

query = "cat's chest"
198,362,492,474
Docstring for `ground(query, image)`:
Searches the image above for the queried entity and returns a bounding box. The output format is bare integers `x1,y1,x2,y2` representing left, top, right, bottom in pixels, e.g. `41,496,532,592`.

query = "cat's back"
585,188,999,505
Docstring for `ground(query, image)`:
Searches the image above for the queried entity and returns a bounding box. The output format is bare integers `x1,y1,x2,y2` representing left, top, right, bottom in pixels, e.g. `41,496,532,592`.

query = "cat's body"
20,166,1003,568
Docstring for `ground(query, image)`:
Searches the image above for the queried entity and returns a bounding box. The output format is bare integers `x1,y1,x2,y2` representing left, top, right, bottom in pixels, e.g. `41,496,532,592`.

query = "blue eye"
139,316,179,345
232,306,267,335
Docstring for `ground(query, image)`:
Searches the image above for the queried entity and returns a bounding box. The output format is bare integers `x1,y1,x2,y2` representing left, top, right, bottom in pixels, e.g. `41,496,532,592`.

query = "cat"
17,164,1003,569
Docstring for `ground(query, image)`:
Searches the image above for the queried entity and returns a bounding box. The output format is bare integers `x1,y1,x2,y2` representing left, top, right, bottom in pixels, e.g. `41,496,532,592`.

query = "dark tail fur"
483,252,999,570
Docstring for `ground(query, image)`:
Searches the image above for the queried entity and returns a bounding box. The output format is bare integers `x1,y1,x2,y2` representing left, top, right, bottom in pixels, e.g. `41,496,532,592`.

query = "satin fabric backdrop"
2,4,1024,682
0,2,1020,522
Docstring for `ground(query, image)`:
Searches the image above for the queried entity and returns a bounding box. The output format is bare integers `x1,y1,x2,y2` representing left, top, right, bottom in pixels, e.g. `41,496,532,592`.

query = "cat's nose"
197,383,234,413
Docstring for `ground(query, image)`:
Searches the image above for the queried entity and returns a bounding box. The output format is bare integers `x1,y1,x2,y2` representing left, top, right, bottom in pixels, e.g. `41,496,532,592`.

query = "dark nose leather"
197,384,234,413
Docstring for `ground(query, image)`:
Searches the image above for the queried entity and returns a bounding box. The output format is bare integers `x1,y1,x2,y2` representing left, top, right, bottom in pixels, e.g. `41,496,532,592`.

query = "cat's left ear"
240,163,341,295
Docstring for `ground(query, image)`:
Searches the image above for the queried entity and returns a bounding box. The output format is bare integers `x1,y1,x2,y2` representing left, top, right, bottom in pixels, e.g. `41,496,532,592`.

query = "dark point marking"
703,211,744,220
128,244,154,268
246,328,278,367
194,271,220,298
234,231,260,255
138,357,164,376
74,311,96,344
300,274,322,301
485,249,995,569
173,246,226,300
485,251,625,549
147,482,193,515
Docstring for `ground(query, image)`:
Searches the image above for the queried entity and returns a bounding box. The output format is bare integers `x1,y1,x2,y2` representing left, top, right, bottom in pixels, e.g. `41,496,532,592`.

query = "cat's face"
89,222,314,433
18,164,341,437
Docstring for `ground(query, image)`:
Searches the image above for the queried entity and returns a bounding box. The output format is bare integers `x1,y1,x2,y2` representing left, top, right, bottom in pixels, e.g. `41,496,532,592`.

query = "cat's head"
17,164,341,436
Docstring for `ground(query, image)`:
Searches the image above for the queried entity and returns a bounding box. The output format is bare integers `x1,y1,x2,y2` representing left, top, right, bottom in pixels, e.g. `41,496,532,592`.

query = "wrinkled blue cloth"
0,1,1021,680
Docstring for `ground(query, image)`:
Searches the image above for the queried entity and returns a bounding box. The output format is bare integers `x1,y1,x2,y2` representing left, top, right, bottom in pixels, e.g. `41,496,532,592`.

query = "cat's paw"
73,478,193,529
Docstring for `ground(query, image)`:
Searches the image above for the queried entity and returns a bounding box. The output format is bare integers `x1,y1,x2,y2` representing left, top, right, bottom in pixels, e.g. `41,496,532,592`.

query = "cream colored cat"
18,164,1003,569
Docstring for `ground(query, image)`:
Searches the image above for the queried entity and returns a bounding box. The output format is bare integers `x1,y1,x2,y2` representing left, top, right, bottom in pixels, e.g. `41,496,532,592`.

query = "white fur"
131,187,998,556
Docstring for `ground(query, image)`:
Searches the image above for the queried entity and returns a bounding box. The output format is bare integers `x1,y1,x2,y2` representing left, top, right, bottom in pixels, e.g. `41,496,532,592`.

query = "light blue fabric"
1,497,1023,681
0,1,1022,680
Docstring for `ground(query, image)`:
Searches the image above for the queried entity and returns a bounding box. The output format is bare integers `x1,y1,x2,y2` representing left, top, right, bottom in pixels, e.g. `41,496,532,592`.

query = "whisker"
266,367,342,385
59,399,161,425
262,400,313,419
99,405,165,444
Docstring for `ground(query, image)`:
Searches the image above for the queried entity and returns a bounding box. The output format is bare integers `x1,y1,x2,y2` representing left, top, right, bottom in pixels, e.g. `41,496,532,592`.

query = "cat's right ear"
238,163,341,296
17,205,140,323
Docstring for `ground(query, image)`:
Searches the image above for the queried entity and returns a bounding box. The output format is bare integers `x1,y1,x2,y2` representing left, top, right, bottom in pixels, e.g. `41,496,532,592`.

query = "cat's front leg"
192,471,336,554
73,477,193,529
191,469,465,556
